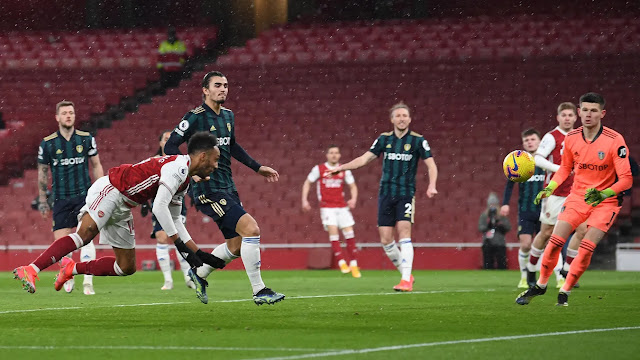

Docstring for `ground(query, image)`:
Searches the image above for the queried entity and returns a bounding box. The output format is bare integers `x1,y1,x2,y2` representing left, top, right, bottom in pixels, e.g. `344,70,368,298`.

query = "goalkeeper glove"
534,181,558,205
584,188,616,207
174,238,204,269
196,250,226,269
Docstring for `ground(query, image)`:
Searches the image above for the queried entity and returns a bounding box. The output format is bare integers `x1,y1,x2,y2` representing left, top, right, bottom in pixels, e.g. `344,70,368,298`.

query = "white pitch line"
0,289,491,314
0,345,340,352
245,326,640,360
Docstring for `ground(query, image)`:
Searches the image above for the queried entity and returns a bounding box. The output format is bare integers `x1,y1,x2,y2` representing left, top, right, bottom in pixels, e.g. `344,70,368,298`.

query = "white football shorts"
78,176,136,249
320,207,355,230
539,194,567,225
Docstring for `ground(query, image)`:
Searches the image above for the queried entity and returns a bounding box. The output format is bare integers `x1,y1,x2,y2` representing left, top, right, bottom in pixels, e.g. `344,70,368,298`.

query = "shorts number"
405,203,412,215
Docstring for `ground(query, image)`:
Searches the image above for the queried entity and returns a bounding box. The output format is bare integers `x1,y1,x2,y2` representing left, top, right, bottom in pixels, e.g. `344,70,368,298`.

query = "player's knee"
244,223,260,237
521,243,532,252
120,263,137,275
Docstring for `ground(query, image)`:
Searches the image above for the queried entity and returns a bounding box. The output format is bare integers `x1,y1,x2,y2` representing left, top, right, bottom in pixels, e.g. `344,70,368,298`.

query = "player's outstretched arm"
89,155,104,180
535,133,560,172
230,142,262,172
324,151,377,176
164,131,185,155
424,157,438,198
500,180,515,216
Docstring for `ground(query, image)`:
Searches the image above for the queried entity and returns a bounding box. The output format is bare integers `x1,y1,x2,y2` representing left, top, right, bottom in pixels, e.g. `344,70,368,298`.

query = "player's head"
326,145,341,164
55,100,75,130
521,128,541,153
202,71,228,104
156,130,172,156
578,92,606,129
390,102,411,131
556,102,577,132
187,131,220,177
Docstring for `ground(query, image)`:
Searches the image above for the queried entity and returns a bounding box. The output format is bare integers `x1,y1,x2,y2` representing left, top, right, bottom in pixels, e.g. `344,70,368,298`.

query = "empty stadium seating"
0,27,218,184
1,16,638,253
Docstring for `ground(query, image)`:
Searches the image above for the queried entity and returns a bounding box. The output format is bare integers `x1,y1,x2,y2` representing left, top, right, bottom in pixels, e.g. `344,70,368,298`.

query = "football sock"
80,240,96,285
399,238,414,281
32,233,84,273
564,248,578,272
196,243,238,278
527,245,543,272
329,235,344,262
561,239,596,293
241,236,266,294
537,234,566,288
343,231,358,263
156,244,173,283
349,259,358,267
74,257,124,276
518,249,529,278
383,241,402,272
174,247,191,280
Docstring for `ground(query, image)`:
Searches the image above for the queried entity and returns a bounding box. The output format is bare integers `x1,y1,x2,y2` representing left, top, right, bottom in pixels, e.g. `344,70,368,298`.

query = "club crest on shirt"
76,145,83,153
598,151,605,160
220,198,227,206
56,149,63,154
404,144,411,151
227,123,231,132
210,125,216,131
386,144,392,148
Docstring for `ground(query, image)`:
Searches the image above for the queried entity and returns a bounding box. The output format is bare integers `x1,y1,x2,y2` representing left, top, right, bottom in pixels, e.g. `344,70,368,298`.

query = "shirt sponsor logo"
53,157,86,166
577,163,609,171
322,178,343,188
384,152,413,161
527,174,545,182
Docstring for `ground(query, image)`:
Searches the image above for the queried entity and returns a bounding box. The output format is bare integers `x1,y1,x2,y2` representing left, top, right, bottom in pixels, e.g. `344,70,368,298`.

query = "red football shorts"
558,194,620,232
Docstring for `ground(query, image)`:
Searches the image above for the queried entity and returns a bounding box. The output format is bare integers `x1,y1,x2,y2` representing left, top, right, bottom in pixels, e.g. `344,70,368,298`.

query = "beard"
215,99,225,104
61,123,74,130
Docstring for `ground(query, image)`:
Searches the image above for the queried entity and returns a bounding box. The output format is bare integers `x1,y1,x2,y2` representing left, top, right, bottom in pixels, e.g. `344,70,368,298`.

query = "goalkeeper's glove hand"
584,188,616,207
174,238,204,268
197,250,226,269
534,180,558,205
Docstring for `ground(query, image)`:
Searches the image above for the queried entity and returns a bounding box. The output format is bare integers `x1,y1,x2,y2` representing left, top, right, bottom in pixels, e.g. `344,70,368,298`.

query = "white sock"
399,238,413,281
518,249,529,278
174,247,190,280
349,259,358,267
80,240,96,285
241,236,266,294
196,243,239,278
554,254,563,280
527,245,543,272
383,241,402,272
156,244,173,283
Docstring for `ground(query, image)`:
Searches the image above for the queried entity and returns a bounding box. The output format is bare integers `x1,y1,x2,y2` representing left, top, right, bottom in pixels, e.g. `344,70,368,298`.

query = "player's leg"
327,225,349,274
53,227,77,293
234,213,285,304
563,222,586,275
392,196,415,292
155,230,174,290
341,225,360,277
379,226,401,271
518,232,533,287
527,223,553,286
323,207,348,274
558,204,620,305
338,207,359,277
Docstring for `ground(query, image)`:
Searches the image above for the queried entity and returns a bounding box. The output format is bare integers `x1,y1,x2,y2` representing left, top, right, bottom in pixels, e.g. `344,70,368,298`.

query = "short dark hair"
187,131,218,154
579,92,605,109
326,144,340,152
56,100,75,114
521,128,541,139
202,71,226,88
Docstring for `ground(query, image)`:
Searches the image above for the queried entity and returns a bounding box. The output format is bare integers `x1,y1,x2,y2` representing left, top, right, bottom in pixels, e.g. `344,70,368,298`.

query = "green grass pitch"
1,269,639,360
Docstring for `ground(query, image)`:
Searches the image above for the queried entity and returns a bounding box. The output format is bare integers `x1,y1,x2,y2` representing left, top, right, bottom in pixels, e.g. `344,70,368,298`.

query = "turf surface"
1,269,639,360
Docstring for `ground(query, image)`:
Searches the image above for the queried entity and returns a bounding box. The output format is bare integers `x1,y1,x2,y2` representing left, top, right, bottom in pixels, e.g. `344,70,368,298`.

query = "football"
503,150,536,183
